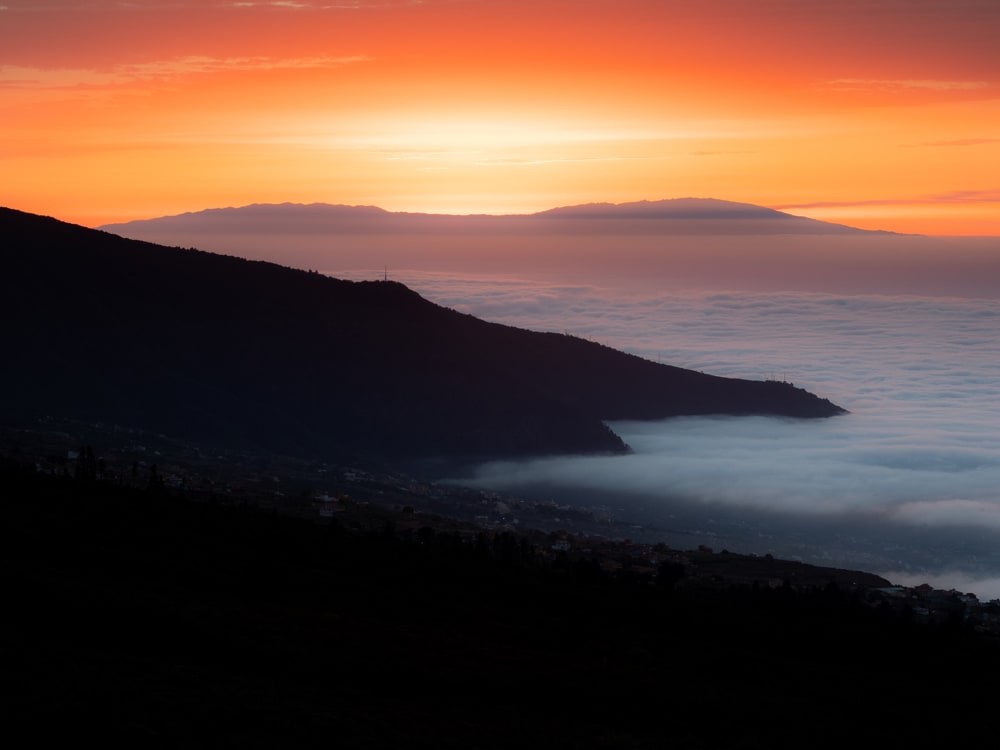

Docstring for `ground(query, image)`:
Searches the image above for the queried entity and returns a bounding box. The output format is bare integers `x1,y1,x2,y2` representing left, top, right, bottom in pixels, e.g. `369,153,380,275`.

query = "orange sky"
2,0,999,234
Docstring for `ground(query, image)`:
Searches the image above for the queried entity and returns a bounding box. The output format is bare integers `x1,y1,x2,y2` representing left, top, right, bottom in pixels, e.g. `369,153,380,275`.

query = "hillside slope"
4,464,995,748
2,207,844,462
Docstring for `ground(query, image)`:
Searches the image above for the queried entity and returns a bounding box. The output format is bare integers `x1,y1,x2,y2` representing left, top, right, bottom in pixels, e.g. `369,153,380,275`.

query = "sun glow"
2,0,999,233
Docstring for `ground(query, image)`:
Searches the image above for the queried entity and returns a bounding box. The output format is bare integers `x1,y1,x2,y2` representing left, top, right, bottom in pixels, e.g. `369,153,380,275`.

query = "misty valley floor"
6,462,1000,748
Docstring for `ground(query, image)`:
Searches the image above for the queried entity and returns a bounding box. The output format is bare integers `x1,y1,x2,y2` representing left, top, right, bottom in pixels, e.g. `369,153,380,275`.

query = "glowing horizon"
3,0,999,235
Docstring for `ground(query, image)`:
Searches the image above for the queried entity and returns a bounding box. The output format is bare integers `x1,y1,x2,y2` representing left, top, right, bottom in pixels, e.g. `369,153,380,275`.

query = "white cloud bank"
412,281,1000,595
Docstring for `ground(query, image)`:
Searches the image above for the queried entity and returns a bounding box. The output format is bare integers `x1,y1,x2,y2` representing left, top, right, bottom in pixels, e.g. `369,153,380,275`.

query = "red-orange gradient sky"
2,0,999,234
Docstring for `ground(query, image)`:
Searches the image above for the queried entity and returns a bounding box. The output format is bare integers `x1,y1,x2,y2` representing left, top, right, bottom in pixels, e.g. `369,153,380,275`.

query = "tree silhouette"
73,445,98,483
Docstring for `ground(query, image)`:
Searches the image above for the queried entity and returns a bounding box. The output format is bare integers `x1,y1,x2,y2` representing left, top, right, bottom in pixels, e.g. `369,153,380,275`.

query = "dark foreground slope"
5,464,998,748
1,207,842,462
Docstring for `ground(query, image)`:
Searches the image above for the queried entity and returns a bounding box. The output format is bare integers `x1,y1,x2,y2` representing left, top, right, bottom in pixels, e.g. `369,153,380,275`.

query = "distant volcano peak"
534,197,820,222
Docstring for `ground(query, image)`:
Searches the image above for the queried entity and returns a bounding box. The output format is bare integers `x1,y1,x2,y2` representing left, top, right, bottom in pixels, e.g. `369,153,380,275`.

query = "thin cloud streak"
225,1,412,8
0,1,407,9
473,156,656,167
774,190,1000,211
908,138,1000,148
0,55,370,89
825,78,990,92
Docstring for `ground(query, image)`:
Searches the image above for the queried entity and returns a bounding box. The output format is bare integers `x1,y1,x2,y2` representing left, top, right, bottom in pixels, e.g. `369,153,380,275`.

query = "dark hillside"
4,464,997,748
1,207,843,462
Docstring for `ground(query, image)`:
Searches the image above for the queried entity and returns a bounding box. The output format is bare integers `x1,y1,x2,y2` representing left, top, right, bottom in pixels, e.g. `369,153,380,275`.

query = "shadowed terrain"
4,462,998,748
2,207,842,464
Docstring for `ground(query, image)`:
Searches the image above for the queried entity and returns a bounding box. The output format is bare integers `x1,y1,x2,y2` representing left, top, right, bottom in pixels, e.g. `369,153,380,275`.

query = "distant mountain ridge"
101,197,874,236
2,207,844,464
535,198,847,224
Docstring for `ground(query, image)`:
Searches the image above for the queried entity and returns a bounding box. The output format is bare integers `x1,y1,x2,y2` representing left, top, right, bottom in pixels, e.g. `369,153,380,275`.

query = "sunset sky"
3,0,1000,234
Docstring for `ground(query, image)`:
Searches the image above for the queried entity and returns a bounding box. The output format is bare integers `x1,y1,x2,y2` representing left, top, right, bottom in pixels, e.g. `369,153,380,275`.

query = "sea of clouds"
361,272,1000,597
108,210,1000,594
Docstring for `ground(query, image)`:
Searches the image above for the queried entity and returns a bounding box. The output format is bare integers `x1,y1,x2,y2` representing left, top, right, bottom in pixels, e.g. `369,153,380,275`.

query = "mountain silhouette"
533,197,864,226
2,207,844,463
101,197,877,238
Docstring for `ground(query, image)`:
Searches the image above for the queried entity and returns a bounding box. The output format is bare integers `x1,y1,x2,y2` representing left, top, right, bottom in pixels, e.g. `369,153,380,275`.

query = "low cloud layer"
415,281,1000,597
105,221,1000,595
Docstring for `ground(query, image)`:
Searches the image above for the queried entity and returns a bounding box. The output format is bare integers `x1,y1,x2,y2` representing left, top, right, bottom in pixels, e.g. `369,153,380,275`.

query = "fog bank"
422,284,1000,597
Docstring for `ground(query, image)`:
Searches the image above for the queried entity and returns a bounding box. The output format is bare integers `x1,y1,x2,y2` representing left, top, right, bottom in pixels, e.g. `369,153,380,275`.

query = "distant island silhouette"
104,197,989,300
101,197,888,236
